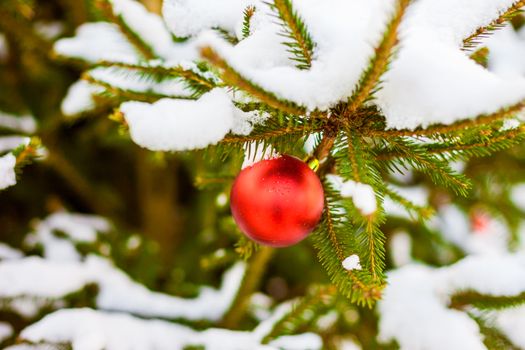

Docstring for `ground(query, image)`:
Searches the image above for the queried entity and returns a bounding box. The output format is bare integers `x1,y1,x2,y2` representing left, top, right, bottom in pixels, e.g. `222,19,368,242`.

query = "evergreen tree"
0,0,525,349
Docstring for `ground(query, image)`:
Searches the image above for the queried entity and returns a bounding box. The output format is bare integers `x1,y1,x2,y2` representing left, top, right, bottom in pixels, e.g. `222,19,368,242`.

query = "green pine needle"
267,0,315,70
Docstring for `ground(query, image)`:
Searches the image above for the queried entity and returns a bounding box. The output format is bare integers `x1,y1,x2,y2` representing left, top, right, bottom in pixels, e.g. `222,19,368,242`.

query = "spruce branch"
450,290,525,310
383,185,434,220
463,0,525,50
214,28,240,45
310,189,383,307
83,73,189,103
221,125,317,145
379,138,472,196
377,126,525,162
267,0,315,69
96,0,156,60
423,126,525,159
370,100,525,138
12,137,41,173
201,46,307,115
471,314,521,350
345,0,410,115
94,61,217,97
242,6,257,39
469,47,490,67
342,132,387,282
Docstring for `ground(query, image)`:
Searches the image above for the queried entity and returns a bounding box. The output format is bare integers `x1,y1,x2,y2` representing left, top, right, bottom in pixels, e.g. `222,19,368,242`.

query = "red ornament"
230,155,324,247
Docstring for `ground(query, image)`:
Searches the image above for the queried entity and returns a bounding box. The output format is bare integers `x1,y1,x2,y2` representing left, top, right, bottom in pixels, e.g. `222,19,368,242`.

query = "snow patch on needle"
326,175,377,216
342,255,362,271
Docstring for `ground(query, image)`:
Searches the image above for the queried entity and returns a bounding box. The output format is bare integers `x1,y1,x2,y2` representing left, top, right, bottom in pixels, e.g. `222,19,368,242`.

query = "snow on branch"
375,0,525,129
0,243,23,261
54,23,142,64
0,112,36,134
120,88,264,151
378,254,525,350
0,255,246,322
162,0,255,39
54,0,197,64
17,308,321,350
194,1,394,112
24,212,110,262
0,153,17,190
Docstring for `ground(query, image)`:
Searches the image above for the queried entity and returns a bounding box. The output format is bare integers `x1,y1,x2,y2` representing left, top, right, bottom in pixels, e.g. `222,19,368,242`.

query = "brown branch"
201,46,306,115
220,246,275,329
345,0,410,115
371,101,525,138
463,1,525,50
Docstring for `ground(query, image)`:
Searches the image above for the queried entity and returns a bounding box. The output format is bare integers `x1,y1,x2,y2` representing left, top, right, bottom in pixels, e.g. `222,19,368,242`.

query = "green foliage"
334,132,387,283
471,314,521,350
95,61,218,98
310,183,383,308
201,46,306,115
346,0,410,113
267,0,315,70
242,6,256,39
451,290,525,310
462,0,525,50
378,137,472,196
3,0,525,347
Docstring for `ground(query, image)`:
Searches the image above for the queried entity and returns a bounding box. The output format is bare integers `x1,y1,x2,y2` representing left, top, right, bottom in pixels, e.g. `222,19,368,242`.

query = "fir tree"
0,0,525,349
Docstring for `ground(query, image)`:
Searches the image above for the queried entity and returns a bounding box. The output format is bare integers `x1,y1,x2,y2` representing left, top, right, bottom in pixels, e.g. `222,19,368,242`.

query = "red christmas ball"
230,155,324,247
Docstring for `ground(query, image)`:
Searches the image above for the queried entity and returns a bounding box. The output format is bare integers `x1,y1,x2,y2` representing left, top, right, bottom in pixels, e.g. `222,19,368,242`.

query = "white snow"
109,0,196,60
511,183,525,211
0,136,30,153
194,0,396,112
54,0,198,63
326,175,377,215
378,264,486,350
0,243,23,260
19,308,321,350
34,21,64,40
378,254,525,350
0,257,95,299
121,89,237,151
170,0,525,128
384,185,429,220
54,23,141,64
0,322,13,343
0,255,246,322
61,80,104,116
88,67,192,97
376,0,525,129
0,153,17,190
487,25,525,77
429,205,509,255
389,231,412,267
163,0,258,38
232,109,270,136
342,255,362,271
24,212,110,262
494,306,525,348
0,113,37,134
